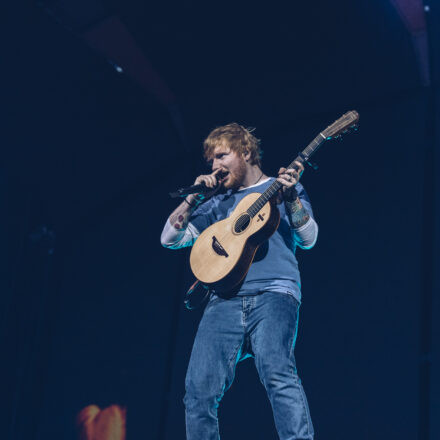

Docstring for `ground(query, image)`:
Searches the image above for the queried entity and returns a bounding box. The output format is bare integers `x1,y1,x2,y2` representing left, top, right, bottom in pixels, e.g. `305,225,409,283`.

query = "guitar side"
190,193,280,292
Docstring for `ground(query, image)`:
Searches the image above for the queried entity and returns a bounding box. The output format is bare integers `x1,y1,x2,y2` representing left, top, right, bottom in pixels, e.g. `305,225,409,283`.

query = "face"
210,144,247,190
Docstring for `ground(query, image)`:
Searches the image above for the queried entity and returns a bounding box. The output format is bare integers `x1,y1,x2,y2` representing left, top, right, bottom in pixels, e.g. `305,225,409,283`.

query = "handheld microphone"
169,182,212,198
169,170,226,198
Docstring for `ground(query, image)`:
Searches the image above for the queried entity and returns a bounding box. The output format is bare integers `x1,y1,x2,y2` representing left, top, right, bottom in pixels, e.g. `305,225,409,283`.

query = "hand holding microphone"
193,168,225,190
169,169,226,199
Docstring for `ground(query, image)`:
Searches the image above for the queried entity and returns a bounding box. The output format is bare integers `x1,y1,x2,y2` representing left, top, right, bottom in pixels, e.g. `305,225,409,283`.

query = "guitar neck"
246,133,326,218
245,110,360,218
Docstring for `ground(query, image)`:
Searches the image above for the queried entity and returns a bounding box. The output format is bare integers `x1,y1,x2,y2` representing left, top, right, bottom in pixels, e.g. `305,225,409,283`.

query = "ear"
243,149,251,162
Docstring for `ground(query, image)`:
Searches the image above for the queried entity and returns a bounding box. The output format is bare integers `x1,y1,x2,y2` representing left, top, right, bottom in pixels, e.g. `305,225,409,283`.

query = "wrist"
185,194,204,208
283,186,299,203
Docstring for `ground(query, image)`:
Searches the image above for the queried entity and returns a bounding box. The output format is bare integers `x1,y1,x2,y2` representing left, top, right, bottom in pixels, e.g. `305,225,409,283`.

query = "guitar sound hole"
234,213,251,233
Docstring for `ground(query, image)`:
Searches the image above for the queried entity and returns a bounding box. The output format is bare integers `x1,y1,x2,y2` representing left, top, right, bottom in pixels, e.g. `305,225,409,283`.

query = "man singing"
161,123,318,439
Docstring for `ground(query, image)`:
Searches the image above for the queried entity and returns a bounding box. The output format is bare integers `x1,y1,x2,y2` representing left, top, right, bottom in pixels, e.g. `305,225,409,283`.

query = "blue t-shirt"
189,178,314,302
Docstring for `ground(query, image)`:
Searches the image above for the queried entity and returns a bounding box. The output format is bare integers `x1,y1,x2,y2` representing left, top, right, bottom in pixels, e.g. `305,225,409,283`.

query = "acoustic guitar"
190,110,359,293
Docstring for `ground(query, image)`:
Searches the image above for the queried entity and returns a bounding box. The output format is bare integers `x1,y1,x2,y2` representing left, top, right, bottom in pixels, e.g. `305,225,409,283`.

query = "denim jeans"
184,292,314,440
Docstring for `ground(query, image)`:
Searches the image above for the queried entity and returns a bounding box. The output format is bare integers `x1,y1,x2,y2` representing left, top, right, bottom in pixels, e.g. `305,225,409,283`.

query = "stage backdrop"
2,1,438,440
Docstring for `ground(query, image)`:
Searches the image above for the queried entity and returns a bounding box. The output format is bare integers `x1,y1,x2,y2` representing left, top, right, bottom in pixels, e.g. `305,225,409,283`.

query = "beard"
222,158,247,190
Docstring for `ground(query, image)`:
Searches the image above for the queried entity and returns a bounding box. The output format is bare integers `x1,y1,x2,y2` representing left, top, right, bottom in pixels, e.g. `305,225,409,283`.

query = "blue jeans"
184,292,314,440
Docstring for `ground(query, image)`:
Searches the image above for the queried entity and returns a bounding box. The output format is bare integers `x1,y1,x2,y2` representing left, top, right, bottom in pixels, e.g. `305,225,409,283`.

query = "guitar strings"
235,133,325,229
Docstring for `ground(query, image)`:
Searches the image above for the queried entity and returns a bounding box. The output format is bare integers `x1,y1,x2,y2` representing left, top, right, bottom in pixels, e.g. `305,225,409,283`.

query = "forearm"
162,168,222,248
285,197,318,249
169,194,200,230
160,195,202,248
285,197,310,229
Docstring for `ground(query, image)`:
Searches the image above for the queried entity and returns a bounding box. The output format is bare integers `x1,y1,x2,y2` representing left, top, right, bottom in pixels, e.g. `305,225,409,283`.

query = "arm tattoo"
285,197,310,229
169,209,191,231
169,197,199,230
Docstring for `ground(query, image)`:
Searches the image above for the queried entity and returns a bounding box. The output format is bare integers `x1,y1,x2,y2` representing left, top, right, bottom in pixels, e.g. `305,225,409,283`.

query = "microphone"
169,171,226,198
169,183,213,198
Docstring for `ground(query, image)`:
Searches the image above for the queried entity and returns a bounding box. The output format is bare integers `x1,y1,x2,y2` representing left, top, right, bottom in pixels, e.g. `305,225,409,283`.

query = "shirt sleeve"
292,183,318,249
293,216,318,249
160,219,200,249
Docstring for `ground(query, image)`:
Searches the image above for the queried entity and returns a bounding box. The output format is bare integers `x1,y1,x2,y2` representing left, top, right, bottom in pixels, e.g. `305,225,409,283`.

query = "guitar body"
190,193,280,292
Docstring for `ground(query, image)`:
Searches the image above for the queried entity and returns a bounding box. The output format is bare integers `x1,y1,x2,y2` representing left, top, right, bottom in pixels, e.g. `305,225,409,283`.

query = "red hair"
203,123,262,166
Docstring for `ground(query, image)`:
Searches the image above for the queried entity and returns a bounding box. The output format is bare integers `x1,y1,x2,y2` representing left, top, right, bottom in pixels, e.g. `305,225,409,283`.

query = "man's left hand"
276,161,304,202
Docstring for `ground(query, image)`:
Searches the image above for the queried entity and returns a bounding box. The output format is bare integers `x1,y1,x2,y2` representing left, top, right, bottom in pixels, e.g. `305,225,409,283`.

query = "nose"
212,158,220,172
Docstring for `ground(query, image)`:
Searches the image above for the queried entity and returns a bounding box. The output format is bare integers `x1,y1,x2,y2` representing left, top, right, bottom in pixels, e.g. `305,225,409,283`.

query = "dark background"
2,0,439,439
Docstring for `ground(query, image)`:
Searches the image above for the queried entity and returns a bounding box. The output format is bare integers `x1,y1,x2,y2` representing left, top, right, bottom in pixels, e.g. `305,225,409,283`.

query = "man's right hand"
193,168,224,189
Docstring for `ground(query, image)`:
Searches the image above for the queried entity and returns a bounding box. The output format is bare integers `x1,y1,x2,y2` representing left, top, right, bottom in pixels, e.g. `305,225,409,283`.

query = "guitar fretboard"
246,133,326,218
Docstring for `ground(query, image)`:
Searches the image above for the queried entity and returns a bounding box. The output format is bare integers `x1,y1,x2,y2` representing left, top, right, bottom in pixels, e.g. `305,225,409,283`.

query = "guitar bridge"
212,236,229,257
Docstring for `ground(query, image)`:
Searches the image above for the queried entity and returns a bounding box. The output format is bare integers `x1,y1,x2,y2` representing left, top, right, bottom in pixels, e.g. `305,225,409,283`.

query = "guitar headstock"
321,110,359,140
